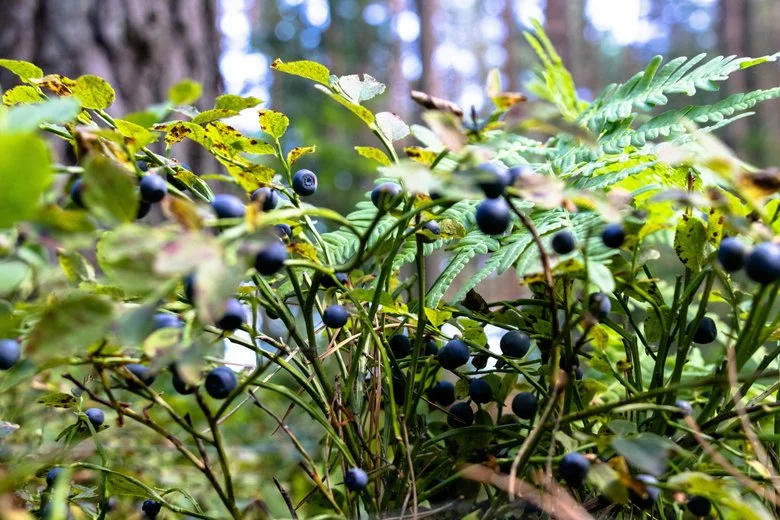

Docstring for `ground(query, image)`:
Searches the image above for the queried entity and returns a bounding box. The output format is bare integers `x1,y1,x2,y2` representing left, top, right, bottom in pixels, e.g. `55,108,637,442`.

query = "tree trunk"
0,0,221,171
545,0,569,67
718,0,750,150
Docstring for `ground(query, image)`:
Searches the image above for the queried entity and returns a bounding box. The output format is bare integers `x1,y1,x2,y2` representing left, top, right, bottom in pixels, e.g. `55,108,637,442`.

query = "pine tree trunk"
718,0,750,150
0,0,221,170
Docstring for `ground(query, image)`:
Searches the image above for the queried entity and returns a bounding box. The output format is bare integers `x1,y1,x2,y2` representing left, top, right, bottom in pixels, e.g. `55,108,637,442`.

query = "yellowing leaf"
355,146,391,166
288,145,316,165
0,59,43,81
168,78,202,105
57,250,95,285
259,110,289,139
424,307,452,327
215,94,263,111
271,58,330,85
2,85,42,106
192,108,239,125
113,119,158,151
315,85,375,124
82,155,139,225
673,214,707,272
404,146,438,166
71,75,115,109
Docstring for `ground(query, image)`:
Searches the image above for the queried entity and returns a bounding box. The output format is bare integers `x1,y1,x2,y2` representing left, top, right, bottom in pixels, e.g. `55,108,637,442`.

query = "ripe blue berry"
0,339,21,370
425,338,439,356
507,165,528,186
437,338,470,370
691,316,717,344
46,467,64,487
139,174,167,203
321,272,348,289
552,230,576,254
674,400,693,419
274,223,292,239
142,499,162,519
322,305,349,329
292,169,318,196
601,223,625,248
429,380,455,406
421,220,441,243
447,402,474,427
687,495,711,517
255,240,288,275
389,334,411,358
125,364,156,387
475,198,511,235
472,354,488,369
152,313,183,330
250,187,279,211
559,452,590,487
85,408,104,427
512,392,538,419
183,273,196,303
344,467,369,491
717,237,745,272
745,242,780,284
136,201,152,219
205,366,238,399
71,178,85,208
474,162,510,199
171,365,197,395
500,330,530,358
211,194,246,219
371,182,402,210
216,298,245,331
468,378,493,404
588,292,611,320
629,474,660,509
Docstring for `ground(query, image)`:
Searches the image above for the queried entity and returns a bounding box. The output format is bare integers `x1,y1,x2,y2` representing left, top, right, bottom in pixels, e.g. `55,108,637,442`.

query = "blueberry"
588,292,611,320
559,452,590,487
511,392,538,420
474,162,510,199
85,408,104,427
745,242,780,284
717,237,745,272
292,169,318,196
142,499,162,519
322,305,349,329
425,338,439,356
211,194,246,219
629,474,660,510
507,165,528,186
429,381,456,406
575,367,584,381
686,495,711,517
152,313,183,330
601,223,625,249
183,273,196,303
136,201,152,219
389,334,411,358
136,160,149,172
447,402,474,428
468,378,493,404
171,366,197,395
266,308,279,320
216,298,245,331
274,223,293,239
46,467,64,487
500,331,530,358
139,174,167,203
674,400,693,419
255,240,288,276
321,272,348,289
472,354,488,369
551,230,576,255
125,364,156,387
475,198,511,235
421,220,441,243
437,338,470,370
690,316,717,344
250,187,279,211
71,178,85,208
344,467,369,491
205,366,238,399
0,339,21,370
371,182,402,210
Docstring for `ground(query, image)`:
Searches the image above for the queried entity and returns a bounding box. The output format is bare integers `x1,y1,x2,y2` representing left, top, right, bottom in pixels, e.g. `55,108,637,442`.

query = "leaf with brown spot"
738,168,780,200
271,58,331,86
259,110,289,139
355,146,390,166
290,242,319,262
2,85,43,106
33,74,76,96
673,214,707,272
192,108,240,125
162,196,203,230
287,145,316,165
37,392,78,409
404,146,438,166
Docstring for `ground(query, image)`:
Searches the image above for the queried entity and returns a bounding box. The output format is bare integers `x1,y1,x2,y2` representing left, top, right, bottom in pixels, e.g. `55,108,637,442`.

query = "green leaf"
97,225,174,294
376,112,410,142
611,434,670,477
56,250,94,286
259,110,289,139
214,94,263,111
588,262,615,293
0,260,29,296
0,133,52,228
2,97,81,133
0,59,43,81
37,392,78,409
2,85,43,106
271,58,330,85
355,146,391,166
424,307,452,328
673,214,707,272
587,463,628,504
113,119,158,150
82,155,139,225
25,292,115,358
192,108,240,125
70,75,115,109
168,78,203,105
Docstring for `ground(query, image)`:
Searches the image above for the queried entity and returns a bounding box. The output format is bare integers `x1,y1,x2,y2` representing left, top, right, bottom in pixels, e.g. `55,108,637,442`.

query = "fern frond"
427,230,499,307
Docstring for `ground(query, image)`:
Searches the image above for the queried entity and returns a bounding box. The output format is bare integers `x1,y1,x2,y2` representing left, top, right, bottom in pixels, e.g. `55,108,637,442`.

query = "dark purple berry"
205,366,238,399
139,174,167,203
216,298,245,331
255,240,288,276
717,237,745,272
437,338,469,370
500,331,530,358
211,194,245,219
292,169,318,196
322,305,349,329
475,198,511,235
251,187,279,211
447,402,474,428
551,230,576,254
511,392,537,420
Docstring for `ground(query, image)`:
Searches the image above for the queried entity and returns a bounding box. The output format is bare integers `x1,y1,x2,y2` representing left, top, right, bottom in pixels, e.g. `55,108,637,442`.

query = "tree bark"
0,0,221,170
718,0,750,150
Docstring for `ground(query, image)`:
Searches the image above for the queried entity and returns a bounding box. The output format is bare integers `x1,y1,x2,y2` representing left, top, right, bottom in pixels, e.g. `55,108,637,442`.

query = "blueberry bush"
1,23,780,519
